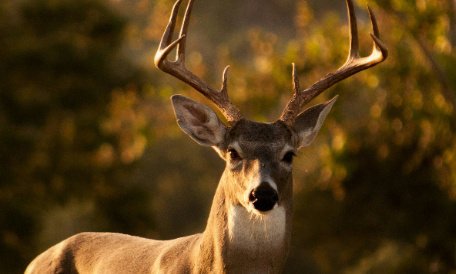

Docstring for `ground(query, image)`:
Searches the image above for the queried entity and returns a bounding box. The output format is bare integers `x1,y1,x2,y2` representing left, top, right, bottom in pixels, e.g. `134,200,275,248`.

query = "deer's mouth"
249,184,279,212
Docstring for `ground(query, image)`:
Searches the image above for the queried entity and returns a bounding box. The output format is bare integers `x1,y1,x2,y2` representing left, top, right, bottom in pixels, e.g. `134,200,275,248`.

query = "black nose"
249,183,279,212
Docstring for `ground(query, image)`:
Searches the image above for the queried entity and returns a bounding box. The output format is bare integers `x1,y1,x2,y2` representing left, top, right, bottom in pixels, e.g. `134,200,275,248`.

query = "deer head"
155,0,387,216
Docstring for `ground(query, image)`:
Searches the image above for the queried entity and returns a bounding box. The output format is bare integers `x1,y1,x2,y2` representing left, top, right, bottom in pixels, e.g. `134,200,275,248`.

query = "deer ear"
172,95,227,147
293,96,338,148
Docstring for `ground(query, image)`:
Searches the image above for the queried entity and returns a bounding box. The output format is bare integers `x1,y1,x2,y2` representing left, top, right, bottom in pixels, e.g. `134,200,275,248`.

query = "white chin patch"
228,204,286,249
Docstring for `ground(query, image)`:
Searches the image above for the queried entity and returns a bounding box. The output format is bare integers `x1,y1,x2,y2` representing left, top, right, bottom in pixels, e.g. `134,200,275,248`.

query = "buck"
25,0,387,273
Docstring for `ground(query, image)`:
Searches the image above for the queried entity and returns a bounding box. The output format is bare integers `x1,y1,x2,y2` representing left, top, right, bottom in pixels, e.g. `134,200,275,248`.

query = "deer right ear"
293,96,338,148
172,95,227,147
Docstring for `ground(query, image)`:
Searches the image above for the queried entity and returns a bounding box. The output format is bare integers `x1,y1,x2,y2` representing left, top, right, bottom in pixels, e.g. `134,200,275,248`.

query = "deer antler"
155,0,242,124
279,0,388,126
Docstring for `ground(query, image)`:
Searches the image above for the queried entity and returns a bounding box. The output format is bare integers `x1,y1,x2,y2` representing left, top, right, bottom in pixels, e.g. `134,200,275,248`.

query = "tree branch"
413,33,456,112
384,6,456,116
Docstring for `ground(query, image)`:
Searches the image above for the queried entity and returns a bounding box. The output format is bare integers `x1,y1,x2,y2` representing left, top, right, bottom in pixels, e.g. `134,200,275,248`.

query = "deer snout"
249,183,278,212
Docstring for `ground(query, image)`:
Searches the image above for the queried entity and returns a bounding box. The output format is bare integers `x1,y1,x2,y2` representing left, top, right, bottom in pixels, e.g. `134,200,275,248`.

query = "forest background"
1,0,456,273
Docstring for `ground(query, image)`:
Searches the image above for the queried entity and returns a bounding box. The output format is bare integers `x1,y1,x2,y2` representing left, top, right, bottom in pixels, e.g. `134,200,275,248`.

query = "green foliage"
287,0,456,272
0,0,153,272
0,0,455,273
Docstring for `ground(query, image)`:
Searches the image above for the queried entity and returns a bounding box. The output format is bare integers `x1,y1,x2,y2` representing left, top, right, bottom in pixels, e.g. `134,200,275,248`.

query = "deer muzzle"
249,183,278,212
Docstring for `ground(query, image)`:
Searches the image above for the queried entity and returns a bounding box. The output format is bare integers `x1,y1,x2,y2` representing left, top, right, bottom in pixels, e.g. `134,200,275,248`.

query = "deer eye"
282,151,296,164
228,149,241,160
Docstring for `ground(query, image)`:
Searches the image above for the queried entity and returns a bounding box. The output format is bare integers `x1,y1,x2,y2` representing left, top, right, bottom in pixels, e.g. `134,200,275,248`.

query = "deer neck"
196,171,293,273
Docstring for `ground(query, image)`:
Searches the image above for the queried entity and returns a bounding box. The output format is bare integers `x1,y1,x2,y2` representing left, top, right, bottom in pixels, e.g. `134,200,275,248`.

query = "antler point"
291,63,300,94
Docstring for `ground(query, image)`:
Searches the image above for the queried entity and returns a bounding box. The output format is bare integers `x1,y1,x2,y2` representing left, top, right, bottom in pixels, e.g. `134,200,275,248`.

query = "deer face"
220,120,295,213
172,94,336,215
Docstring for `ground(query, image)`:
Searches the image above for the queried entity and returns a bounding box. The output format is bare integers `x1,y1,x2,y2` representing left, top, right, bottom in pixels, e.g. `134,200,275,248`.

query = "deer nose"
249,183,278,212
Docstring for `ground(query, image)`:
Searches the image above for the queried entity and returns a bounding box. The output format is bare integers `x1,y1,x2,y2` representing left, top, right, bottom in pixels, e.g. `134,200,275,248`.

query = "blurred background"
1,0,455,272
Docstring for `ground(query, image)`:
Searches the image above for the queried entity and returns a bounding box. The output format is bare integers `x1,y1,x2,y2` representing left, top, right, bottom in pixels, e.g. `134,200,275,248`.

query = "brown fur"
26,96,335,274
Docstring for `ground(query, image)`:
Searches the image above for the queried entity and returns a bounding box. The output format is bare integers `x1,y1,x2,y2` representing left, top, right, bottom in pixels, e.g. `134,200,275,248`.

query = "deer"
25,0,387,273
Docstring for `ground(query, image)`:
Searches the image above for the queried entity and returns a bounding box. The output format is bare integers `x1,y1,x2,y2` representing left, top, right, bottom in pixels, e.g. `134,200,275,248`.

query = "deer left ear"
293,96,338,148
172,95,227,147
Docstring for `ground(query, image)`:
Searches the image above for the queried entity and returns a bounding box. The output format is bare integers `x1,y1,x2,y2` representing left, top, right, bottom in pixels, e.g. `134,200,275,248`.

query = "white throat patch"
227,204,286,250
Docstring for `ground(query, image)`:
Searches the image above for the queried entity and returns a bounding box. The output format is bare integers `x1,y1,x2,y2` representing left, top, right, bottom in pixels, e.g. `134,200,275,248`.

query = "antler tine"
348,0,360,59
280,0,388,126
155,0,242,124
155,0,183,65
